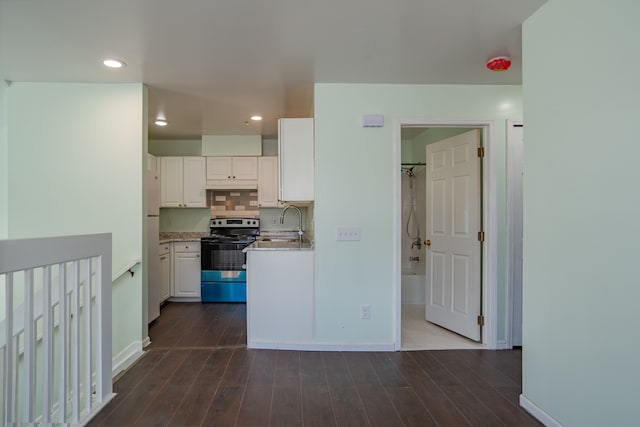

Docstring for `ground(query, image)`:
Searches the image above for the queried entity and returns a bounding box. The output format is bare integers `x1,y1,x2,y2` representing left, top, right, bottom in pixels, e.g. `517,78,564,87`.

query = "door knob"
424,240,431,246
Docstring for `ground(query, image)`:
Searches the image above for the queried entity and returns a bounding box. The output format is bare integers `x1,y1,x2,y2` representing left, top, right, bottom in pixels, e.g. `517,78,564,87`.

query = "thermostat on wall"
362,114,384,128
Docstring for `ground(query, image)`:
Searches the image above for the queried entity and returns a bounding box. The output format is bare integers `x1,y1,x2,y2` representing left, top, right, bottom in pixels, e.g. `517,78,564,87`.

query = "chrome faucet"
279,205,304,236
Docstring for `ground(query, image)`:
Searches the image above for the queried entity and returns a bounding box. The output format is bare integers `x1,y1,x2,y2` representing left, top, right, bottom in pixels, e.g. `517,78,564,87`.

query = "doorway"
394,119,499,350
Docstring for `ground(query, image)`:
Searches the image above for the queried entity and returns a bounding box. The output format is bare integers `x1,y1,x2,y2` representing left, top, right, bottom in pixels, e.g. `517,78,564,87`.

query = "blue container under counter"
201,270,246,302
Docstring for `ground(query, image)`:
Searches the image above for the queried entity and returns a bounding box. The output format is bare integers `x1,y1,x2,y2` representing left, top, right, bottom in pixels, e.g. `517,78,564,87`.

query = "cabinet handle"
160,256,166,260
232,176,236,179
228,175,231,179
197,254,200,258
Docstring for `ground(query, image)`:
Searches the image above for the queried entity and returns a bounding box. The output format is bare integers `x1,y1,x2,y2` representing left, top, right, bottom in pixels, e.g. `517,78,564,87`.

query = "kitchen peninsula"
244,235,314,349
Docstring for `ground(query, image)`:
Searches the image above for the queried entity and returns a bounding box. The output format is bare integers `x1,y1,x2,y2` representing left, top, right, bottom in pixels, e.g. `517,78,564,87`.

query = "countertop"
158,231,314,250
159,231,208,244
244,231,314,251
244,239,314,251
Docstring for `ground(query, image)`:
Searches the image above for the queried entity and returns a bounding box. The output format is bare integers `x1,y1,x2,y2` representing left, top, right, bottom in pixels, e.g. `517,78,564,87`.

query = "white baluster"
23,268,35,421
42,265,53,423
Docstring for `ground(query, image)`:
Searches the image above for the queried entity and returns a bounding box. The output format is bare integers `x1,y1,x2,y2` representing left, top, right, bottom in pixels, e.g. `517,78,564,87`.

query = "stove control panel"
210,218,260,228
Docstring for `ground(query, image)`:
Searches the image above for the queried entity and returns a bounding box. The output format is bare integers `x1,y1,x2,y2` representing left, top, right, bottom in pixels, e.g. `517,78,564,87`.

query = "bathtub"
401,272,425,305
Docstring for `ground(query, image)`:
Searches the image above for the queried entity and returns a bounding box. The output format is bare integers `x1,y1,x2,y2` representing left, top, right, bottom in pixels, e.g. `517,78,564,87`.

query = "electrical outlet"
337,227,361,241
360,304,370,320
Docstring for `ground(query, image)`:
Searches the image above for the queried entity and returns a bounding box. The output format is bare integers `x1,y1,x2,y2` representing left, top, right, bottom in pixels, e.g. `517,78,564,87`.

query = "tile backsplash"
207,190,259,216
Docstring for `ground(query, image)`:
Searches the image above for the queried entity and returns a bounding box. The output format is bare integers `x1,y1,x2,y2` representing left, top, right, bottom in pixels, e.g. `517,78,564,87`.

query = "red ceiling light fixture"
486,56,512,72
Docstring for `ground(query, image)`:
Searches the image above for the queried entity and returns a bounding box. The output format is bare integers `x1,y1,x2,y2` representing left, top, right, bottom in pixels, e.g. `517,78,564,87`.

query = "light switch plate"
337,227,361,241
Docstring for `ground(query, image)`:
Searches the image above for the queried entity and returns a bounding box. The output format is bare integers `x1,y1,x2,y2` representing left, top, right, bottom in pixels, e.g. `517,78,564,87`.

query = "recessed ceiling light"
250,115,263,121
102,58,126,69
155,119,168,127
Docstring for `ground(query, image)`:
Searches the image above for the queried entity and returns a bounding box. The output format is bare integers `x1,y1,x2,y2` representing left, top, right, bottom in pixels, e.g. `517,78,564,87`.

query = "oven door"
201,239,249,271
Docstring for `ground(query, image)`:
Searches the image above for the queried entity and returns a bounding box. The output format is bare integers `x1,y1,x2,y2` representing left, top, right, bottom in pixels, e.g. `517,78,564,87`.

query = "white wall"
522,1,640,425
5,82,146,359
314,84,522,344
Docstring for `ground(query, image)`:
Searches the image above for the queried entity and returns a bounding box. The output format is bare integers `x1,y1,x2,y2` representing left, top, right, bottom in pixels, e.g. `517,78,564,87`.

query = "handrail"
112,258,141,282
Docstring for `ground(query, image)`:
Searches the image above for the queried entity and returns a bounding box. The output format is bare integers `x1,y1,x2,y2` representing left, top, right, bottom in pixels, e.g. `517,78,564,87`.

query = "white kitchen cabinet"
246,249,314,347
160,157,206,207
159,243,171,302
278,118,314,202
257,156,281,208
172,242,201,299
206,156,258,188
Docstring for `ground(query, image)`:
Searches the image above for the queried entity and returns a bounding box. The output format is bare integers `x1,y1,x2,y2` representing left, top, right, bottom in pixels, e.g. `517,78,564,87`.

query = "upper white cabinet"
160,157,206,208
258,157,281,208
278,118,314,201
206,156,258,188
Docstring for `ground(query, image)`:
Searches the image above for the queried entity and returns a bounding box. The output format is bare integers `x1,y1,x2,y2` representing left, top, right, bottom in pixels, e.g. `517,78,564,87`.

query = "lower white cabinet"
246,249,314,346
172,242,201,298
159,243,171,302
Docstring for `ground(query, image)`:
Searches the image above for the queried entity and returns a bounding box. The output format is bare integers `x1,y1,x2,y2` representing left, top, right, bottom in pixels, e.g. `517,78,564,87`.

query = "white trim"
520,394,564,427
248,340,395,352
393,119,498,350
495,340,510,350
506,119,524,348
168,297,201,303
112,340,145,379
78,393,117,427
142,335,151,349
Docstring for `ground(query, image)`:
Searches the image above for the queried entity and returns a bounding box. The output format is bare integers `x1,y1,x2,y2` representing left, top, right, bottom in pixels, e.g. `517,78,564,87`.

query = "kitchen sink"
259,237,302,242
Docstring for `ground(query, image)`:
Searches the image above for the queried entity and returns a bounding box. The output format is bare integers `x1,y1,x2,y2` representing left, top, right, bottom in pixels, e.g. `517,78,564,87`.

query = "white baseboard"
520,394,564,427
168,297,201,302
248,340,395,352
142,335,151,349
112,340,145,379
496,340,511,350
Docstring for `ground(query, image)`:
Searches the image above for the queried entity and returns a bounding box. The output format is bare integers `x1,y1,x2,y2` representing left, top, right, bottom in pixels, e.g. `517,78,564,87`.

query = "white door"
232,157,258,180
206,157,233,180
425,129,482,341
258,157,280,207
182,157,206,207
173,251,201,297
160,157,184,207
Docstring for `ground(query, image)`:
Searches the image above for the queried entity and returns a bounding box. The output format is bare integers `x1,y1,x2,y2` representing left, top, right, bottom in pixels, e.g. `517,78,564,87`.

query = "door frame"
393,118,498,350
506,120,524,348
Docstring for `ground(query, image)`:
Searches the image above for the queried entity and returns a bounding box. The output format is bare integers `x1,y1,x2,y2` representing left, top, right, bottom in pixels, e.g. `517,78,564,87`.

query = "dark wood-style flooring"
89,302,540,426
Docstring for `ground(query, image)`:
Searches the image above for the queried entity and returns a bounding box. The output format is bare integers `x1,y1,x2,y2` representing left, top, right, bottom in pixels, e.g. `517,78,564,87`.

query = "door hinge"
477,147,485,157
477,315,485,326
478,231,485,242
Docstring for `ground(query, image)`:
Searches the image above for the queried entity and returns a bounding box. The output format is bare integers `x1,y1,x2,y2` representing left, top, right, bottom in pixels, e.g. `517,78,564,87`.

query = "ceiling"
0,0,545,140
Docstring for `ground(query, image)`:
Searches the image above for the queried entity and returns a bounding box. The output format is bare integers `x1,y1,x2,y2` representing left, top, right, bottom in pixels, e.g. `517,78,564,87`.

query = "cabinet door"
159,252,171,301
206,157,233,180
278,118,314,201
232,157,258,180
160,157,184,207
258,157,280,207
173,251,201,297
182,157,206,207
